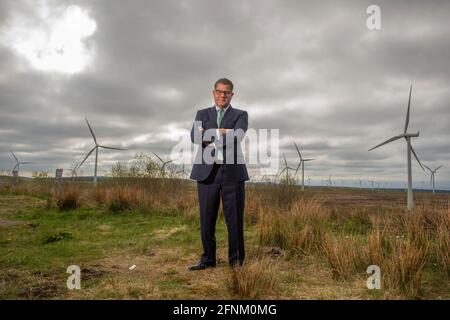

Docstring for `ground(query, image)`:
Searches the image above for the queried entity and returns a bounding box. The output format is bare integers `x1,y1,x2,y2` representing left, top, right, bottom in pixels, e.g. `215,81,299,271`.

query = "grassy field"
0,179,449,300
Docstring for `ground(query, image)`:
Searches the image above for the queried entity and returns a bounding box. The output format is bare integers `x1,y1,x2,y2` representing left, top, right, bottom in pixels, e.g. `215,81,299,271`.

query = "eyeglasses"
214,89,233,96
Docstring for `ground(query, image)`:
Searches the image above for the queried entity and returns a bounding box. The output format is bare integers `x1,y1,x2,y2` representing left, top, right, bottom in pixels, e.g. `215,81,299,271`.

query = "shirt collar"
215,104,231,113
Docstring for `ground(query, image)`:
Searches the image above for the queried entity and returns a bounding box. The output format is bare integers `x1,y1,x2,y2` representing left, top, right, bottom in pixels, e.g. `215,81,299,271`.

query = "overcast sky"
0,0,449,189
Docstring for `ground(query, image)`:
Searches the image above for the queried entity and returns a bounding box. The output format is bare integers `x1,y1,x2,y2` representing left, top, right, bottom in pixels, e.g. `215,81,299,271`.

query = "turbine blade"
303,158,315,161
293,142,302,160
435,165,443,171
12,164,18,171
77,146,96,169
404,85,412,134
85,118,98,145
423,164,432,172
152,152,164,164
410,145,424,170
282,153,288,168
99,145,126,151
294,162,302,176
10,151,18,162
368,134,404,151
19,162,32,164
279,168,286,176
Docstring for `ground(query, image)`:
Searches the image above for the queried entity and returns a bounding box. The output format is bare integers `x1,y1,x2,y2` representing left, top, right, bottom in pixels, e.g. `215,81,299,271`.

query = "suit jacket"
190,105,249,182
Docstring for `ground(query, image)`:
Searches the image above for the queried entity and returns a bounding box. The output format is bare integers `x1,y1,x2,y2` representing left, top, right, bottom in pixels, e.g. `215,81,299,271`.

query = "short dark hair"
214,78,234,91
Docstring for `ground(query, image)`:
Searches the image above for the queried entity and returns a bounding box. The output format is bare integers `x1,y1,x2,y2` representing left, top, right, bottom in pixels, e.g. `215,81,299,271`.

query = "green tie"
217,109,224,127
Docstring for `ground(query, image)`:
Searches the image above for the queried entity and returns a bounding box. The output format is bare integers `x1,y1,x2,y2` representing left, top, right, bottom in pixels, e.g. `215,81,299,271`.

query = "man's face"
213,83,233,108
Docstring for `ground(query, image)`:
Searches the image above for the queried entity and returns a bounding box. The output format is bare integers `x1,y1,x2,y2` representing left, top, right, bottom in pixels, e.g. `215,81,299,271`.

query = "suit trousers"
197,163,245,266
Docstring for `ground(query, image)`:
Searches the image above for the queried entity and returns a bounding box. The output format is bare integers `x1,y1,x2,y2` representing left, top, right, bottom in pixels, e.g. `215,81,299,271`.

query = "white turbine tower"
10,151,32,175
424,165,442,194
368,85,424,210
77,118,126,183
293,142,315,190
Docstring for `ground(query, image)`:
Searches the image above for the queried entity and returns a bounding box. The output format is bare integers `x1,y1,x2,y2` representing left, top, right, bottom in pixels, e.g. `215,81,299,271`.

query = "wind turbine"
293,142,315,190
153,152,173,178
424,165,442,194
368,85,424,210
10,151,32,176
279,153,295,183
77,118,126,183
64,162,80,181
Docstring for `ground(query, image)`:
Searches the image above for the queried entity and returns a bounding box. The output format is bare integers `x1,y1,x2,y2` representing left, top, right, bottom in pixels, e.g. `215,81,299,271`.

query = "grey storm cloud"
0,0,449,189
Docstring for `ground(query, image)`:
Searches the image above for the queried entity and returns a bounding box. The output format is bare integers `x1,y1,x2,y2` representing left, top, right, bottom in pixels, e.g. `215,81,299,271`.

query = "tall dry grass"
386,238,428,297
225,257,277,299
258,196,327,255
106,185,146,212
322,235,369,280
53,187,80,211
365,205,449,296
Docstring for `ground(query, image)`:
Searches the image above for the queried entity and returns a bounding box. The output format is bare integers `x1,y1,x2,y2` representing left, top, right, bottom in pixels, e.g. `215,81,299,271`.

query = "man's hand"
219,128,231,135
198,127,230,148
199,126,229,135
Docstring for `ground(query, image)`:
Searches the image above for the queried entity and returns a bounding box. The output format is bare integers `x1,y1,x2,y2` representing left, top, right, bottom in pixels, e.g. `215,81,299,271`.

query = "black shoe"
188,262,216,271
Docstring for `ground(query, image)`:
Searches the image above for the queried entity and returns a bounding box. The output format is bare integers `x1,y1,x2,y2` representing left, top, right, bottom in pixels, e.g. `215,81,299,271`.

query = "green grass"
0,194,241,299
1,206,203,270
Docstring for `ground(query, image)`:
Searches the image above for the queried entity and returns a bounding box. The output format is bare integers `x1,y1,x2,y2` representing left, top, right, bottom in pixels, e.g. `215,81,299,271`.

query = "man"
189,78,249,270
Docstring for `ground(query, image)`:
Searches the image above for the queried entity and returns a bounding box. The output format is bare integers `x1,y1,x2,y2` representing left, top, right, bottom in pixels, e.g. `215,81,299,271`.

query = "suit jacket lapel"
208,106,218,128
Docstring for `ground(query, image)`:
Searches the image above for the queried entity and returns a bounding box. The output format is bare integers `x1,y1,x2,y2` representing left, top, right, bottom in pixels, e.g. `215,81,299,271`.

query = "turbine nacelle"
403,131,420,138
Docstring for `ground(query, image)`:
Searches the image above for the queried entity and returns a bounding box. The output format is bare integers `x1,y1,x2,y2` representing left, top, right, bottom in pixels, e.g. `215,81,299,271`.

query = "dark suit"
190,105,249,266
